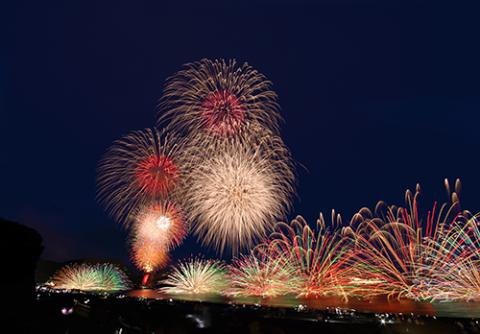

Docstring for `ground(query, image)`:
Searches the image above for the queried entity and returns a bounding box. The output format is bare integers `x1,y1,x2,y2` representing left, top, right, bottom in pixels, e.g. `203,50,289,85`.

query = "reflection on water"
127,289,480,318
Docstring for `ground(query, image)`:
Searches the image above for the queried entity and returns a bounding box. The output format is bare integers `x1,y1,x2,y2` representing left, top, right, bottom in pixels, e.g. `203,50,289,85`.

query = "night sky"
3,1,480,265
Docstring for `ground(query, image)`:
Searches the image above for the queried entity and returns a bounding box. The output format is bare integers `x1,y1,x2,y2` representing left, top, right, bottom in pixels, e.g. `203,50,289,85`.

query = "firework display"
257,214,355,299
181,133,295,254
91,58,480,305
160,258,228,294
131,201,187,250
158,59,280,139
47,263,131,292
96,128,187,225
227,252,303,297
342,180,473,300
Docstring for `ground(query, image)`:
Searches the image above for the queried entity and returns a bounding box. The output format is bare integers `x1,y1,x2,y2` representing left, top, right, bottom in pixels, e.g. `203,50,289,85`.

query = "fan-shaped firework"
132,201,187,250
47,263,131,292
227,252,303,297
160,258,228,294
158,58,280,139
257,214,355,299
96,128,188,225
343,180,469,300
180,132,295,254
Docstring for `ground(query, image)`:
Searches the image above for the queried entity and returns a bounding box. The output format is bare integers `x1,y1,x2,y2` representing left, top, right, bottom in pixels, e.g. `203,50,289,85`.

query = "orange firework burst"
158,58,280,139
96,128,188,224
131,238,169,274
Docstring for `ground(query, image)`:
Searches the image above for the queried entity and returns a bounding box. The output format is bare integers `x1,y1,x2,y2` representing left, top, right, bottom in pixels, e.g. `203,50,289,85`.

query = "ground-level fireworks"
257,214,356,299
47,263,131,292
160,258,228,294
227,252,303,297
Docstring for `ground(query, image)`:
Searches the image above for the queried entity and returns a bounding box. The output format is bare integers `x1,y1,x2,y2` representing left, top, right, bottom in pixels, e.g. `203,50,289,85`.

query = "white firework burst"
180,132,295,254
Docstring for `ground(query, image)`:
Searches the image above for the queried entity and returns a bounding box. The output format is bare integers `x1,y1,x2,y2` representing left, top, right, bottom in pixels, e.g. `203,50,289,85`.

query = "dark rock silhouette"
1,217,43,331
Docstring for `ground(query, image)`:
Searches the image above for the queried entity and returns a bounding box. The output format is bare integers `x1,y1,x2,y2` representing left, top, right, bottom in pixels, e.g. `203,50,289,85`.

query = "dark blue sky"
2,1,480,264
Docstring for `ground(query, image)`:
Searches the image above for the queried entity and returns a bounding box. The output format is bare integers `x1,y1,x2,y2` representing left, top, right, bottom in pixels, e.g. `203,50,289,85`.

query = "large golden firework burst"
179,129,295,254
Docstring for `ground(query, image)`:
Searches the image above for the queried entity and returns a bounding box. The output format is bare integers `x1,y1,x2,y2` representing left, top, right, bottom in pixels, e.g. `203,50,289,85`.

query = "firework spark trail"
179,130,295,254
96,128,189,225
48,263,131,292
257,213,356,299
158,58,280,139
343,180,471,300
160,258,228,294
227,251,303,297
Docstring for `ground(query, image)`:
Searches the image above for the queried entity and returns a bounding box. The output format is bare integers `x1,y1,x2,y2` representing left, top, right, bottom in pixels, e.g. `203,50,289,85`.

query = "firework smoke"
47,263,131,292
160,258,228,294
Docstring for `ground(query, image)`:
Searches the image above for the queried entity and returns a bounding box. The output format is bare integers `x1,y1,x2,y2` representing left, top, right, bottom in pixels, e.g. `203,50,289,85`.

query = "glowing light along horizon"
47,263,131,292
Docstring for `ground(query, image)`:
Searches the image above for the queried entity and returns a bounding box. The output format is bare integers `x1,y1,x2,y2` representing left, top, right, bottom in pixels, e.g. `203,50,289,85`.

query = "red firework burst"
135,154,179,195
201,90,245,136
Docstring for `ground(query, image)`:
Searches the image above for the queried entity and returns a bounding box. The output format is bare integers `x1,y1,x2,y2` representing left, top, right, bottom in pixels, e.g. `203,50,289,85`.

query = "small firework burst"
227,252,303,297
131,201,187,250
158,58,280,138
343,180,468,300
180,132,295,254
96,128,188,224
258,214,355,299
130,238,170,274
47,263,131,292
160,258,228,294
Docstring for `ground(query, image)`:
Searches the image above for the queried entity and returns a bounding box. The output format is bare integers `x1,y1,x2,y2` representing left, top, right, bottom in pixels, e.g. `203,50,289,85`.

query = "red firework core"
135,155,178,195
201,90,245,136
